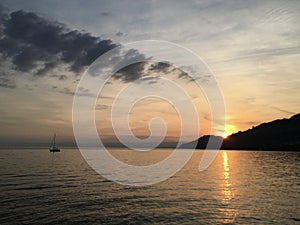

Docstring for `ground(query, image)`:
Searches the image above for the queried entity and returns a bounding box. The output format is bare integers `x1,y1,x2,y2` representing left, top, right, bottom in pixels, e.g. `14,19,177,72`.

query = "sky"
0,0,299,146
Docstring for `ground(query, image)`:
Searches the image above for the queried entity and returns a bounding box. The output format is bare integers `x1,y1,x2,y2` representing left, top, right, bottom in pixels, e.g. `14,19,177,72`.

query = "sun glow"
222,133,229,139
222,124,238,138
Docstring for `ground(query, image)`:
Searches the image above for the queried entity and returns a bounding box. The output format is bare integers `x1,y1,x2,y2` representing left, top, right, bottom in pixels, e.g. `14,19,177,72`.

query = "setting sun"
222,124,238,139
222,133,229,139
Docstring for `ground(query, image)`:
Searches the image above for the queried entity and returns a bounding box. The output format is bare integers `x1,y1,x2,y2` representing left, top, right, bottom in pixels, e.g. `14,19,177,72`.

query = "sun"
222,133,229,139
221,124,238,139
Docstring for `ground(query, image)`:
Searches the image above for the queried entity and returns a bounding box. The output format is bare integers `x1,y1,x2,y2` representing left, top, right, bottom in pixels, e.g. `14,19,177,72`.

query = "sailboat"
49,133,60,152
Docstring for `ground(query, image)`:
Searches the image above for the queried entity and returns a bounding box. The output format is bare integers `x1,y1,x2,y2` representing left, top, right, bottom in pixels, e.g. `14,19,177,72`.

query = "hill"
180,113,300,151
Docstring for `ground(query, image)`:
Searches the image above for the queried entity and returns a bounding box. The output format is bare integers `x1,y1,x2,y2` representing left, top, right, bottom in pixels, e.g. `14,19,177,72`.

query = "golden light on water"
223,151,229,171
221,151,237,223
222,151,233,201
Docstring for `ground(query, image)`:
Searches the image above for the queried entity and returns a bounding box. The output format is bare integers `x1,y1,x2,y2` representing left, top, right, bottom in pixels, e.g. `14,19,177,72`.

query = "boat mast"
53,133,56,147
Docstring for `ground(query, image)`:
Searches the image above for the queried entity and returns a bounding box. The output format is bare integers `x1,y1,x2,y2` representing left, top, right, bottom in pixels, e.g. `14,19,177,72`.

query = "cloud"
0,8,118,75
149,61,172,73
0,77,16,88
95,104,110,110
116,31,123,37
272,106,295,115
215,46,300,65
50,74,68,81
136,76,159,85
113,62,147,82
149,62,193,81
0,5,210,86
0,7,186,85
58,86,95,97
113,60,193,83
108,48,148,82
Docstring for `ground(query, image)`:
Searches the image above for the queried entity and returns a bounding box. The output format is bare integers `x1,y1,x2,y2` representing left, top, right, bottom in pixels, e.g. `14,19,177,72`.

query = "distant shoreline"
0,147,299,152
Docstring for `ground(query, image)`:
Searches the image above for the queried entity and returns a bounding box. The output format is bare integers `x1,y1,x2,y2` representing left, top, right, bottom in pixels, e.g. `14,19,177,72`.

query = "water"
0,149,299,224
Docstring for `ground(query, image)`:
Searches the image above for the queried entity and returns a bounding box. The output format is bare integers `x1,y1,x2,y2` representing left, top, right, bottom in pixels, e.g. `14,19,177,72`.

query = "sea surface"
0,148,299,225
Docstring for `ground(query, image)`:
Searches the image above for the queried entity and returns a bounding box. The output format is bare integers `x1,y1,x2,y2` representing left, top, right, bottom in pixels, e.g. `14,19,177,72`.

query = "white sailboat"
49,133,60,152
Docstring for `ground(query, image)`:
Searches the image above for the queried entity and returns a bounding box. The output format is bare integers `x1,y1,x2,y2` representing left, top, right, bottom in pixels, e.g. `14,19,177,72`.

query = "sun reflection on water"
220,151,237,223
222,151,232,201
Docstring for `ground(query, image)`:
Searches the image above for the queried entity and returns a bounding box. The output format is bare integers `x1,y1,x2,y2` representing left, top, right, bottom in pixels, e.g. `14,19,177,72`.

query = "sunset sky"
0,0,299,145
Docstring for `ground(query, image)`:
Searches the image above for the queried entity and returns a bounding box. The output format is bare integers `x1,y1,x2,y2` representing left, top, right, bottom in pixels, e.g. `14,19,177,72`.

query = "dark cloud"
36,61,59,76
113,59,193,83
0,9,118,75
149,61,191,81
0,4,8,16
113,62,147,82
111,48,148,82
149,61,172,73
0,6,193,84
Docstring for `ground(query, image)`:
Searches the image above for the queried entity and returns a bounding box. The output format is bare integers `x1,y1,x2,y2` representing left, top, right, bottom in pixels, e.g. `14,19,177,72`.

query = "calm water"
0,149,299,225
